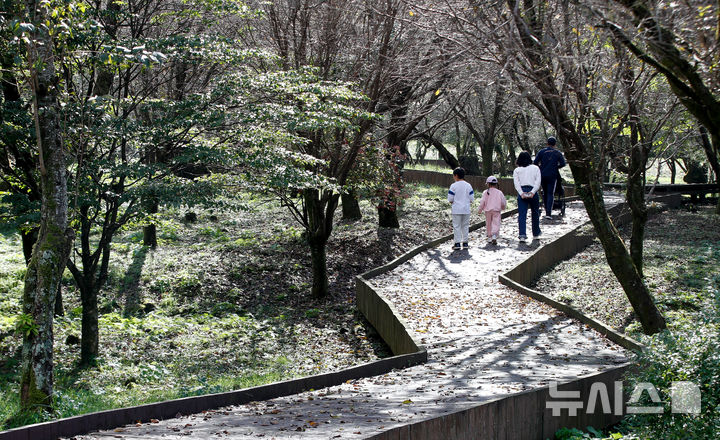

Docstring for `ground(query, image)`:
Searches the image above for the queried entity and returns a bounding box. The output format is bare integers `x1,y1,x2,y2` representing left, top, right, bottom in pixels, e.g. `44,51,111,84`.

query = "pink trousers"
485,210,502,237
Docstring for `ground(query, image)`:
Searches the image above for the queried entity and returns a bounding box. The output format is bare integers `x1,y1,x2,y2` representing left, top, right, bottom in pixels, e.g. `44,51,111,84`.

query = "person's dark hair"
547,136,557,146
516,151,532,167
453,167,466,179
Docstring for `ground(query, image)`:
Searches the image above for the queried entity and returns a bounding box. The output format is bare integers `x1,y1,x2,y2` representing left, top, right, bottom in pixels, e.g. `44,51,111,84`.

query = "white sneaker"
518,235,527,242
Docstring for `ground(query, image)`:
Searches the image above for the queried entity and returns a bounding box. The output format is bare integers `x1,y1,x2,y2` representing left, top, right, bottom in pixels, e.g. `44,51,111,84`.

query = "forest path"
75,200,629,439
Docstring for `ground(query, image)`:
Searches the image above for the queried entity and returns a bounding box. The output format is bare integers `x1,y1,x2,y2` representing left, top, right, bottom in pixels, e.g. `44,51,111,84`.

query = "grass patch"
534,207,720,335
534,206,720,439
2,186,461,429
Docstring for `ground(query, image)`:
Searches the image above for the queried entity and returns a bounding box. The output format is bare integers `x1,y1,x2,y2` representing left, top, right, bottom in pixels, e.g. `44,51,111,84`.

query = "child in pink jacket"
477,176,507,245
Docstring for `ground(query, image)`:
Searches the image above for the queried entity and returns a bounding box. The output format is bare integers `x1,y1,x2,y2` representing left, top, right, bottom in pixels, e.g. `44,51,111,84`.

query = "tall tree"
411,0,669,333
14,0,74,410
498,0,666,334
603,0,720,213
250,0,400,296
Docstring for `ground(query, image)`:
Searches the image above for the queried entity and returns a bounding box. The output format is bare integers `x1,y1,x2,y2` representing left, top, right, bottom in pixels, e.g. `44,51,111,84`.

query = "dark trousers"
517,185,541,238
541,175,558,216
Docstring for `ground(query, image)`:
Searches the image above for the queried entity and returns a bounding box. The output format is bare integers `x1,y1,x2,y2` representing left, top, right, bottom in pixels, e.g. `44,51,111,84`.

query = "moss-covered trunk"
20,2,73,409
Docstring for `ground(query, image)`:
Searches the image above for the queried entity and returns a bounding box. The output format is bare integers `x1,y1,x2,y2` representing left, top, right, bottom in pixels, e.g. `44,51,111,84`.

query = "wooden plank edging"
500,193,683,353
498,274,643,351
355,194,684,439
0,349,426,440
364,363,635,440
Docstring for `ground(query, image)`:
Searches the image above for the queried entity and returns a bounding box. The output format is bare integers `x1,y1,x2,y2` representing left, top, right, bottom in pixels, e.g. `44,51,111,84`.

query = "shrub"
625,275,720,439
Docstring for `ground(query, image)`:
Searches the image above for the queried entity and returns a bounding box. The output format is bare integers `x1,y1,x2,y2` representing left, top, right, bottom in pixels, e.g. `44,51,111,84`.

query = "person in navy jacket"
533,136,566,219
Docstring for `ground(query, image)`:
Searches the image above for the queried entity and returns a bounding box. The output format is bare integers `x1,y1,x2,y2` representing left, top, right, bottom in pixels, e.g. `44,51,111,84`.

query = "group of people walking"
447,137,566,250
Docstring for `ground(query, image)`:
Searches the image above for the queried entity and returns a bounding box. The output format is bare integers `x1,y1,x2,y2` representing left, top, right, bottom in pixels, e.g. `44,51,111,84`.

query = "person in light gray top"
512,151,542,242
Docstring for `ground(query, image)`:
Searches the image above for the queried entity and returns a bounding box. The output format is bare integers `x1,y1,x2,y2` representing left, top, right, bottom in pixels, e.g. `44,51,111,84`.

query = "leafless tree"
600,0,720,213
409,0,668,333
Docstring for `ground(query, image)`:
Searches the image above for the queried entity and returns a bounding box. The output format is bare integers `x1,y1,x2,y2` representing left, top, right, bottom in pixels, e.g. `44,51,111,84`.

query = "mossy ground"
0,183,463,429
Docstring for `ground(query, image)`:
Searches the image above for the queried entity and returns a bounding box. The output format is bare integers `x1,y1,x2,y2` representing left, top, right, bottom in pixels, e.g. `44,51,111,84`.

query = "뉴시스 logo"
546,381,701,416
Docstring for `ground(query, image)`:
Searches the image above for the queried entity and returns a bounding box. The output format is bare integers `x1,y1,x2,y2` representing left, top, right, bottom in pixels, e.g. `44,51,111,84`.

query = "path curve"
72,201,628,439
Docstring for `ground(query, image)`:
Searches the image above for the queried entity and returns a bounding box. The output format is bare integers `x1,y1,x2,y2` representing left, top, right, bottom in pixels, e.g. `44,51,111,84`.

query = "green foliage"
14,314,37,338
627,307,720,438
555,427,630,440
304,308,320,319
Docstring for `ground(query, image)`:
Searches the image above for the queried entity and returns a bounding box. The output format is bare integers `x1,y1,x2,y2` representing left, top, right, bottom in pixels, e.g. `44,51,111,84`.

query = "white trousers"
452,214,470,244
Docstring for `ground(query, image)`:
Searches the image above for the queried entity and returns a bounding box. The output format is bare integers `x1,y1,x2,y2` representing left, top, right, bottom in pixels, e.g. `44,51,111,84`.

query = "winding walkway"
74,201,628,439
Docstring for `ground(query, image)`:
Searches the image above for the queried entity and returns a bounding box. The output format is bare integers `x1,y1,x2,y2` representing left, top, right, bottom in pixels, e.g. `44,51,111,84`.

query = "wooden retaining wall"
0,349,427,440
2,194,681,440
358,193,683,440
366,366,631,440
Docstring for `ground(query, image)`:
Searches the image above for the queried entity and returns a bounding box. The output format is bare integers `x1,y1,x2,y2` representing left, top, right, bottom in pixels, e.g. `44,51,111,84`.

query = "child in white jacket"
448,167,474,249
477,176,507,245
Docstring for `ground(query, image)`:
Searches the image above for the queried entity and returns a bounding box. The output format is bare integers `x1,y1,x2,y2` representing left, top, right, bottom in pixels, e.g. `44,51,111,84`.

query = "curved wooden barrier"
357,208,519,357
2,195,680,439
1,210,515,440
360,194,683,440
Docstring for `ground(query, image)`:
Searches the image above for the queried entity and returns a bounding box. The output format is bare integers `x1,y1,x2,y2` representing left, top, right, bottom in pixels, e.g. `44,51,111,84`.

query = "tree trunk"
303,189,338,298
66,204,113,366
481,139,494,176
341,190,362,221
699,127,720,214
459,154,482,176
143,220,157,248
308,239,328,298
415,133,459,169
576,177,665,333
79,281,99,366
377,206,400,228
143,194,158,248
21,227,39,264
54,284,64,317
668,160,676,184
21,203,64,320
20,2,73,408
626,133,648,276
